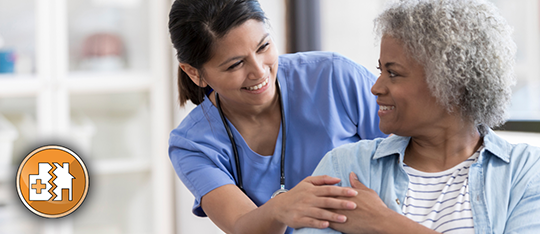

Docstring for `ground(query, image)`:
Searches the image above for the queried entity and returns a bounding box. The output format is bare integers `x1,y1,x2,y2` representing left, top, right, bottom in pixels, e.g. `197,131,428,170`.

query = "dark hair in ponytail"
168,0,267,106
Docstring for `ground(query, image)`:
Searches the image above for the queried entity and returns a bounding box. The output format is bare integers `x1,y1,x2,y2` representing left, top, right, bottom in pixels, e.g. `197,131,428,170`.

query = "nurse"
167,0,386,233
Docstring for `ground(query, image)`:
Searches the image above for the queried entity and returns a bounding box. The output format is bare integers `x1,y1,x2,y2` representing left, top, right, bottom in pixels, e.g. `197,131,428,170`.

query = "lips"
244,78,269,91
377,102,395,117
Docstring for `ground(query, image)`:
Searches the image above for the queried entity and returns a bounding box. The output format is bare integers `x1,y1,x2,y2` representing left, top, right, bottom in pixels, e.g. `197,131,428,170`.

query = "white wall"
259,0,287,55
320,0,391,75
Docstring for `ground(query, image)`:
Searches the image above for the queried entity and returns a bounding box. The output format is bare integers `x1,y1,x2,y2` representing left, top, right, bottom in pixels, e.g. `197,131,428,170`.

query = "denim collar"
372,128,510,163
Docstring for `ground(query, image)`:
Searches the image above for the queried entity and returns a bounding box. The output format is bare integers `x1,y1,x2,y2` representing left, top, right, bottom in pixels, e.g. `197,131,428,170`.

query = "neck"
210,89,281,124
403,120,482,172
210,86,282,156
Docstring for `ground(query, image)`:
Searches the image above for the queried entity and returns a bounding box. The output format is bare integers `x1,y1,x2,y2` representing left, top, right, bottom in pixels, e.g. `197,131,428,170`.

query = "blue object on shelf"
0,50,15,73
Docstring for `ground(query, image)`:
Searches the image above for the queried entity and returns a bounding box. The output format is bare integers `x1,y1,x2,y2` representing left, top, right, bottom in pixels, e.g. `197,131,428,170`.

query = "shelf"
90,158,151,175
67,71,153,94
0,76,40,97
0,158,152,182
1,157,153,181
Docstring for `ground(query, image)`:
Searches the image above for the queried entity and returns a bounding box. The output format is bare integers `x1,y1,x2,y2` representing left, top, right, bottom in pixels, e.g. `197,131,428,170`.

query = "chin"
379,125,392,135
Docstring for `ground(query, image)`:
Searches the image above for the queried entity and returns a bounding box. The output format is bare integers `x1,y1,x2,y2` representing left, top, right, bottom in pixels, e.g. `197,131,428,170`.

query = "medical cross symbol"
31,179,47,194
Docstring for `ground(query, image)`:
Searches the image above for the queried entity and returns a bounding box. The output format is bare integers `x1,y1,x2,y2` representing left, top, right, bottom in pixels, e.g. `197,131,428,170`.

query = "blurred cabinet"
0,0,35,76
0,0,174,233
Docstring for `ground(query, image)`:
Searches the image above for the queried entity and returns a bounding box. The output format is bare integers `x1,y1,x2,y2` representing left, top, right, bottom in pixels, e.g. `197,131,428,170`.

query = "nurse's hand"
265,175,358,229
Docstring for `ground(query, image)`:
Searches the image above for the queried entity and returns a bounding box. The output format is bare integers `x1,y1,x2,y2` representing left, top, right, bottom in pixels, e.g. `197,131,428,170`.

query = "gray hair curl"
374,0,516,135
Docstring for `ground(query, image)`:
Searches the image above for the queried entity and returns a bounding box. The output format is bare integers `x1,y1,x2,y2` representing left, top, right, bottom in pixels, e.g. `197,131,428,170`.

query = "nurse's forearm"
234,175,360,233
203,176,359,234
233,200,288,234
201,184,287,234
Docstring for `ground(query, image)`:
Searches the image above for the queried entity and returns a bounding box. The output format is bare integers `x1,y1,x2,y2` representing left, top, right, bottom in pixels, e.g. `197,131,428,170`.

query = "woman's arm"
201,175,359,234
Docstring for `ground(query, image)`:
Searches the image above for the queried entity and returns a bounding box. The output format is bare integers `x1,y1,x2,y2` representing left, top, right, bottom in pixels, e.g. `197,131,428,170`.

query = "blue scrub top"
169,51,386,231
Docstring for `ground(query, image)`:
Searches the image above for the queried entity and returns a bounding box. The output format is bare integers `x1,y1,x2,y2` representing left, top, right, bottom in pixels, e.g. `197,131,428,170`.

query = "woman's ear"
179,63,208,87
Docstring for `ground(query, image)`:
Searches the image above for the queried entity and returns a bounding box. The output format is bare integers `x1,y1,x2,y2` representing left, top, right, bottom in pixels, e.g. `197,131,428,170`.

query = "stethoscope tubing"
215,79,286,195
216,92,245,193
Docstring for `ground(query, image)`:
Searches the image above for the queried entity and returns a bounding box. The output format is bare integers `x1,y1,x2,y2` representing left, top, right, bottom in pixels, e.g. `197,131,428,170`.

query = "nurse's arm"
201,175,359,234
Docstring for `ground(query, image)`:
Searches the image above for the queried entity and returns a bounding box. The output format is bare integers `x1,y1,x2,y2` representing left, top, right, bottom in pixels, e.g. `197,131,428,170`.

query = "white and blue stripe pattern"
402,147,482,233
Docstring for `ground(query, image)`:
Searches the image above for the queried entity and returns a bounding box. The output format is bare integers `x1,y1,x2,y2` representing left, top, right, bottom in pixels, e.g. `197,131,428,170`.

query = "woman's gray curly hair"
374,0,516,135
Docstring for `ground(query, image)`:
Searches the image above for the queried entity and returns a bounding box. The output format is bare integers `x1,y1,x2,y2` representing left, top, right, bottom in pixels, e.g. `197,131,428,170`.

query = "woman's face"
199,19,279,109
372,35,448,136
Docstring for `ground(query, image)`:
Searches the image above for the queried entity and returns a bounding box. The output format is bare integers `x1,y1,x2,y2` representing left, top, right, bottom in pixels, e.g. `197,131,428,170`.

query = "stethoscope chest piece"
271,185,289,199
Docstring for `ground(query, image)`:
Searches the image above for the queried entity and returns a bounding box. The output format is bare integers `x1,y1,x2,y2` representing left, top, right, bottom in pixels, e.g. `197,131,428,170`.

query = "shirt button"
395,198,400,205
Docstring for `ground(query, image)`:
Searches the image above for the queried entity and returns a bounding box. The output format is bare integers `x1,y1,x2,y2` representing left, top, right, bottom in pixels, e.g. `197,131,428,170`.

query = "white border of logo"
16,145,89,218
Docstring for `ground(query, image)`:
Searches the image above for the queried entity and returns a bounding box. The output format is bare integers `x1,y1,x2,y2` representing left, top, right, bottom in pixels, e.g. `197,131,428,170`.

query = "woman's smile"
243,77,269,92
377,103,395,117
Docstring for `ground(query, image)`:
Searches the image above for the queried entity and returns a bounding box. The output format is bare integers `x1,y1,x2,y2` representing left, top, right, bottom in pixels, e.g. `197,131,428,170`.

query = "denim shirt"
294,129,540,234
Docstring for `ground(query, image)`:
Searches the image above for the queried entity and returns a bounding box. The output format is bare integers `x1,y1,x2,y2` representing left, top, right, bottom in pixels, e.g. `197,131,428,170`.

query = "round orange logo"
16,145,89,218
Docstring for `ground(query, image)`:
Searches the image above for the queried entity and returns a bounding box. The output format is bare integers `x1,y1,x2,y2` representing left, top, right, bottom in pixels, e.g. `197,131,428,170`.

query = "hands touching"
266,175,359,229
328,172,393,234
290,173,439,234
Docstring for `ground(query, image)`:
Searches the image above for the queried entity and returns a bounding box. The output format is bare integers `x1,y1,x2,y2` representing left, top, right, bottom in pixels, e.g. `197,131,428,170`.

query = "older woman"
294,0,540,233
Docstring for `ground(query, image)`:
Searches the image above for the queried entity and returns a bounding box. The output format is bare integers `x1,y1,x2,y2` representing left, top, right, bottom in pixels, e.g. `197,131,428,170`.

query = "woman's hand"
329,173,439,234
327,172,391,233
265,175,359,229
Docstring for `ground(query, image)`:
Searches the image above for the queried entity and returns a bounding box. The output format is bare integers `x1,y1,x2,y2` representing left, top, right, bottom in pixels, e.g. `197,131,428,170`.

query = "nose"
371,75,387,96
248,55,266,80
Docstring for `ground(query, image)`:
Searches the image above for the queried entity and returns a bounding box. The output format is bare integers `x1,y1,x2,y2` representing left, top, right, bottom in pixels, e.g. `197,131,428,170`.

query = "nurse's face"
199,19,279,109
371,35,448,136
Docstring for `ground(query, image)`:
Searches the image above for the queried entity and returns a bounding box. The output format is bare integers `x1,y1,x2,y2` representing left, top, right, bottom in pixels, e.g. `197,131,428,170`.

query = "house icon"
53,162,75,201
28,162,75,201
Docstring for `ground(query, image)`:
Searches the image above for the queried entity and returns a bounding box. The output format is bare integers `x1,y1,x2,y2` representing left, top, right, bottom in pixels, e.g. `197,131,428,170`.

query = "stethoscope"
215,80,288,199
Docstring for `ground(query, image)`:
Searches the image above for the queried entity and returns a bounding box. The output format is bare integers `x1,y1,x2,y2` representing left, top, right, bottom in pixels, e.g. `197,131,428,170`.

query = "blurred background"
0,0,538,233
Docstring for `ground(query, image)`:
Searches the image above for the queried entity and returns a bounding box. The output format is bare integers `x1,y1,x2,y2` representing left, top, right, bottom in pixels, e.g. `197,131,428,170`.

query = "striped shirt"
402,148,482,233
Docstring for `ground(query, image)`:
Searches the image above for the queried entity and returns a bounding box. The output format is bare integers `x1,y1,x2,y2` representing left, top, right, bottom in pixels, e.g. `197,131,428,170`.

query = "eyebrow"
385,62,397,68
218,33,270,67
378,59,403,70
